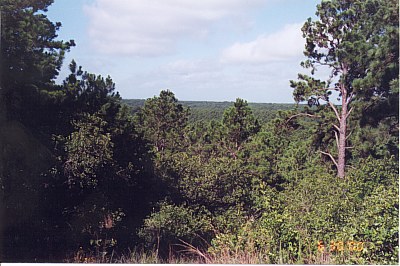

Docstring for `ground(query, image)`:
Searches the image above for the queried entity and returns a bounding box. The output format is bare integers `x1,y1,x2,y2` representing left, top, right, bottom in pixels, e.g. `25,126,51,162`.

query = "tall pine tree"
290,0,398,178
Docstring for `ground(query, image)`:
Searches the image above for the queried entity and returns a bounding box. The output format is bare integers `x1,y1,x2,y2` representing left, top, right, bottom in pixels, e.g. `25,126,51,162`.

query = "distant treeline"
123,99,305,123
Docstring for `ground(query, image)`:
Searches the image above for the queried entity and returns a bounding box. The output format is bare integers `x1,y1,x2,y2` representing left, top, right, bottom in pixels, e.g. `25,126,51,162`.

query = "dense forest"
0,0,398,264
123,99,301,124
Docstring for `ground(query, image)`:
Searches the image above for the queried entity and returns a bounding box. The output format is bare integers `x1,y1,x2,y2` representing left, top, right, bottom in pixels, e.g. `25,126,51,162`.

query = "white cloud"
119,58,302,103
84,0,266,57
220,23,304,64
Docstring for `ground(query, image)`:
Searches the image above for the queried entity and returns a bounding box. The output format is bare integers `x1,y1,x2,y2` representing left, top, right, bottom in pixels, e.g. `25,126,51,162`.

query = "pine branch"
322,87,340,91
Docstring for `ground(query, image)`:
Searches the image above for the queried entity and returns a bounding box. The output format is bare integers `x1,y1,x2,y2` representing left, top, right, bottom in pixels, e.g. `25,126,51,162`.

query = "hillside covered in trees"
0,0,398,264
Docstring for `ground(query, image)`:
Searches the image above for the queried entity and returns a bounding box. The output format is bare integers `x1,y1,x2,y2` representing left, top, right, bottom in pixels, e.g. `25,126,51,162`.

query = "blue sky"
47,0,321,103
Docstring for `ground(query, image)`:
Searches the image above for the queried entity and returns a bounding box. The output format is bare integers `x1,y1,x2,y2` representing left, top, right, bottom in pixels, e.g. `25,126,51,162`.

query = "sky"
46,0,322,103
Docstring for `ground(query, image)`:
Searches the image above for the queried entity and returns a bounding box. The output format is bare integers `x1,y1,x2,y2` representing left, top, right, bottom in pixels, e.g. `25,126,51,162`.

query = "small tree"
222,98,260,156
136,90,189,153
290,0,398,178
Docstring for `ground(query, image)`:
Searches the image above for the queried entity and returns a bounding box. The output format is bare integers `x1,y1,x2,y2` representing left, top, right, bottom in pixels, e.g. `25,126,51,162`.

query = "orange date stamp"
318,240,364,252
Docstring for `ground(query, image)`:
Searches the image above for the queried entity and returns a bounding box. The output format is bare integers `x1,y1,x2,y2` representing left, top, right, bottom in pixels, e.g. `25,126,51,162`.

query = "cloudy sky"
47,0,321,103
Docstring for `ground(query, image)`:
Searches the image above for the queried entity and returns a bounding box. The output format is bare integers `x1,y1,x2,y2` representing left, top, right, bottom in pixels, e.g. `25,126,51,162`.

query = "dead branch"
346,106,354,119
328,101,341,122
332,123,340,132
346,131,353,140
334,131,339,150
320,151,338,168
346,93,354,105
286,113,321,123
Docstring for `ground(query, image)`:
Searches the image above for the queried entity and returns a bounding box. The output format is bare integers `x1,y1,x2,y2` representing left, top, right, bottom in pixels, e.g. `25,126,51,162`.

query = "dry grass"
67,241,364,264
173,239,270,264
67,243,271,264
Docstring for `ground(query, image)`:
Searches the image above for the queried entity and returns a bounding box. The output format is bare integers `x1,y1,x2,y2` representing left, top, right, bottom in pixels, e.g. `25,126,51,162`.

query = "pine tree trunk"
337,83,348,178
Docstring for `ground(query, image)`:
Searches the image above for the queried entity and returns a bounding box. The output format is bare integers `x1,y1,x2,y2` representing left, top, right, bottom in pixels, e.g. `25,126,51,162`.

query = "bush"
139,201,213,256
